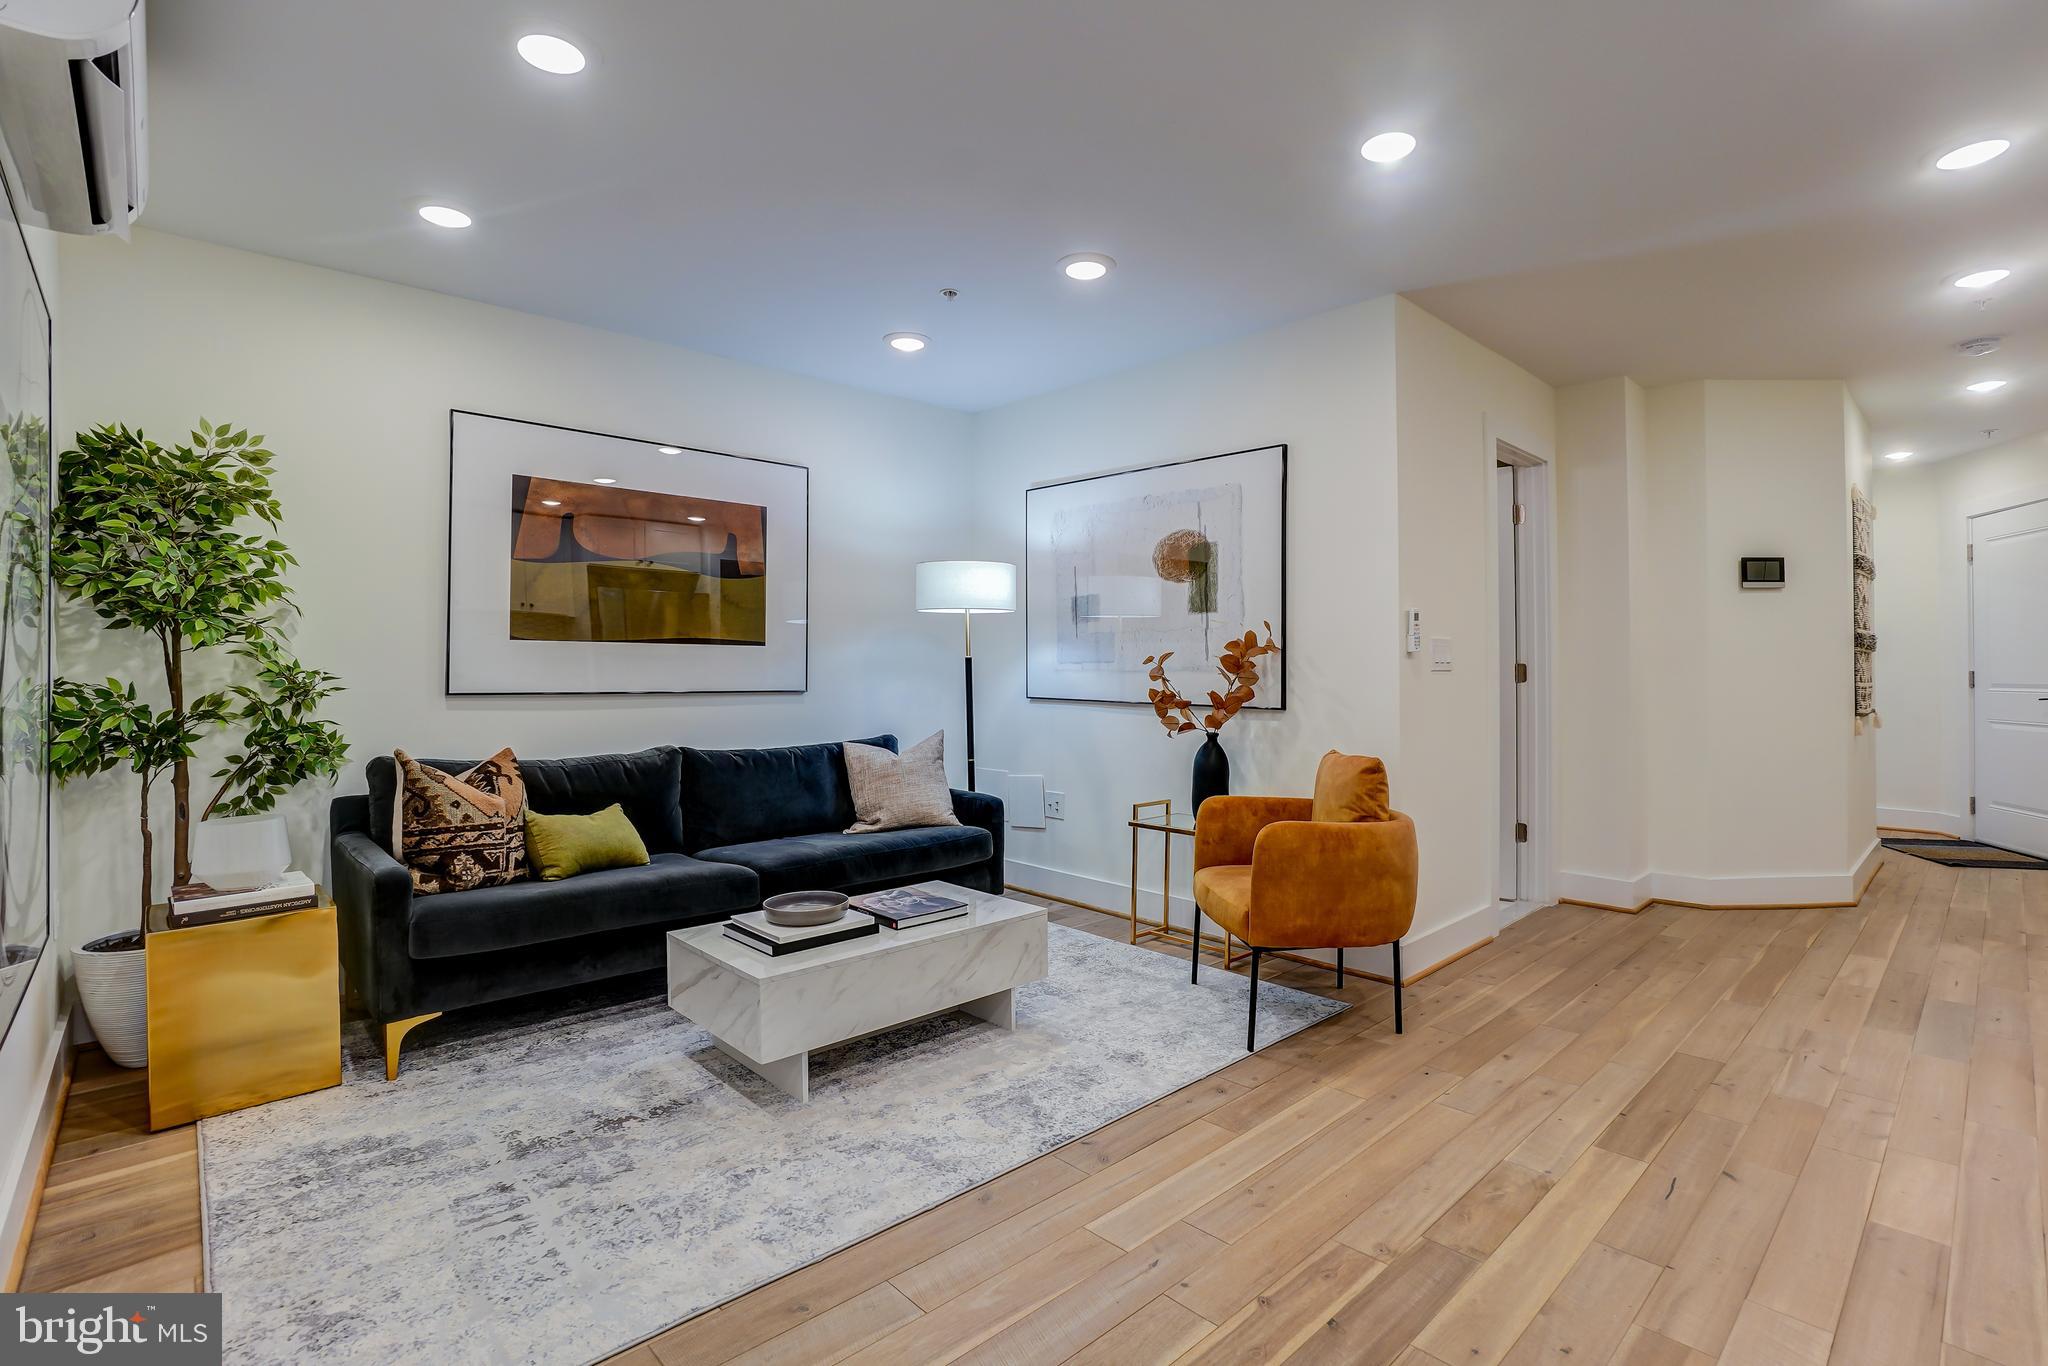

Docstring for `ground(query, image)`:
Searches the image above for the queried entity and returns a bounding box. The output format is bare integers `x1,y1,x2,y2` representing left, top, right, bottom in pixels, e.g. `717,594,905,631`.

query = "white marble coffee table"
666,882,1049,1101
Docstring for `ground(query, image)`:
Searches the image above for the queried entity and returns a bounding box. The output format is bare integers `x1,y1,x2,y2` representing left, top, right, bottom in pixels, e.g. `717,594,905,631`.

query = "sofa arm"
1195,795,1313,871
332,828,415,1021
951,788,1004,872
1248,811,1418,949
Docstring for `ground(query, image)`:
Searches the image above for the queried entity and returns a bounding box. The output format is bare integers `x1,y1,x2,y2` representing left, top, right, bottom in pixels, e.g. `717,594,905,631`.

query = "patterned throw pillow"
843,732,961,834
392,748,528,893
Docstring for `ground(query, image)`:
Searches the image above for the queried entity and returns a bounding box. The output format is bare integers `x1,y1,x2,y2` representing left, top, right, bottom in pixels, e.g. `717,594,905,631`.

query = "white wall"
1554,377,1650,891
968,297,1408,959
1875,432,2048,832
52,229,976,950
3,223,66,1288
1557,379,1877,906
1391,298,1556,938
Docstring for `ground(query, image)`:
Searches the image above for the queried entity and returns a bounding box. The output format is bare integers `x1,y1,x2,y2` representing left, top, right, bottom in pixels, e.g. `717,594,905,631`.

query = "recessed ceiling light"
1884,451,1914,462
1360,131,1417,163
1059,252,1115,282
1954,269,2011,290
540,498,563,506
656,445,682,454
517,34,586,75
1965,379,2008,393
685,515,707,524
885,332,929,353
1935,138,2010,171
592,476,618,484
418,205,473,229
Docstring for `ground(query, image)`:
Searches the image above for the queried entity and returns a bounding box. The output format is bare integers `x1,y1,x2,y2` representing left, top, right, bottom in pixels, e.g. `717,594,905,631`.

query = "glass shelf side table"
1127,799,1238,962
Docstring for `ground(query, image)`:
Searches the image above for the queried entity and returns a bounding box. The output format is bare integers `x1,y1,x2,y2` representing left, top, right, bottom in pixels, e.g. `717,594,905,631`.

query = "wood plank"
1719,1299,1832,1366
1598,1109,1745,1266
1945,1121,2048,1366
1828,1222,1949,1366
722,1284,922,1366
1747,1144,1880,1331
955,1221,1221,1366
1594,1052,1723,1162
1495,1241,1661,1366
1270,1238,1474,1366
1057,1296,1211,1366
1508,1059,1651,1180
1634,1159,1797,1355
1422,1159,1553,1260
1891,1055,1971,1164
1866,1148,1957,1244
1409,1144,1644,1366
1171,1239,1383,1366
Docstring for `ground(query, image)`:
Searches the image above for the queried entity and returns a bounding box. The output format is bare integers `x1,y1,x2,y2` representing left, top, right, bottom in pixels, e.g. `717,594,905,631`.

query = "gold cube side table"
145,898,343,1131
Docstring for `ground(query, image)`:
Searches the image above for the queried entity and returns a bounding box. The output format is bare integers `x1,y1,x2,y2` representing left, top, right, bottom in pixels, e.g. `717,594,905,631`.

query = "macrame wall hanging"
1852,485,1879,734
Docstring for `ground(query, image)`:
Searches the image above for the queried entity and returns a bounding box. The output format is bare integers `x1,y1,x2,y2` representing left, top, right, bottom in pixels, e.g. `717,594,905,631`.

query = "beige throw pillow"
844,732,961,833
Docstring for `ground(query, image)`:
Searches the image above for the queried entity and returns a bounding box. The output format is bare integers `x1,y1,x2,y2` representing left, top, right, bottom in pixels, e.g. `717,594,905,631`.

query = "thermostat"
1739,556,1786,589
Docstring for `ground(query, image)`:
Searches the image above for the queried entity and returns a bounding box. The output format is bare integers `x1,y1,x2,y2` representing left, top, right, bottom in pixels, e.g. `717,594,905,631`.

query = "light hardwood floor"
18,850,2048,1366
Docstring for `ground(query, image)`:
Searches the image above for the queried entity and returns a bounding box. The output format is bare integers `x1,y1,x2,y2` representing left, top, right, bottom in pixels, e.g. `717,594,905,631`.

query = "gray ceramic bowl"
761,890,851,927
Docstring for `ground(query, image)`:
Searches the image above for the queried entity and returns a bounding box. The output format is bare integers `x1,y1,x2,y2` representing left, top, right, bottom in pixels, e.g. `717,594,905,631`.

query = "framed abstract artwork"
1025,444,1285,707
0,159,51,1047
447,410,808,695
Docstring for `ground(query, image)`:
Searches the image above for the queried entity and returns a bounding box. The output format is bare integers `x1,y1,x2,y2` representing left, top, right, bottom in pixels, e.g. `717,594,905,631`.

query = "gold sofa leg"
382,1013,441,1080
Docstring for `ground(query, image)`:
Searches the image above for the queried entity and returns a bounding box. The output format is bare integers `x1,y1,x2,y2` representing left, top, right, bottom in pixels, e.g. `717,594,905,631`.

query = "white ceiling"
141,0,2048,453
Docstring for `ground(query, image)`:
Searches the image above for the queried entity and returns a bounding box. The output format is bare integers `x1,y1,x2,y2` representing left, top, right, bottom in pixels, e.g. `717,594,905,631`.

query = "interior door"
1970,497,2048,856
1495,466,1519,898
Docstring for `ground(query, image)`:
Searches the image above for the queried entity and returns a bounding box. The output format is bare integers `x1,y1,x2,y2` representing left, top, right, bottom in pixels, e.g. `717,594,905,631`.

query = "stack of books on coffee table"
166,870,320,928
849,887,969,930
724,908,879,956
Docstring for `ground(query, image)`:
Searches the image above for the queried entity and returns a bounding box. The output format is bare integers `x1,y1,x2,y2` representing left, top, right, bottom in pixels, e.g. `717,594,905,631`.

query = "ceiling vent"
0,0,148,237
1957,336,2002,358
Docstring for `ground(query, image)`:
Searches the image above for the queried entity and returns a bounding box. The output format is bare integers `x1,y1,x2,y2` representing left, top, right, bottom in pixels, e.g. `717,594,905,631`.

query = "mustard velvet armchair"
1191,789,1419,1050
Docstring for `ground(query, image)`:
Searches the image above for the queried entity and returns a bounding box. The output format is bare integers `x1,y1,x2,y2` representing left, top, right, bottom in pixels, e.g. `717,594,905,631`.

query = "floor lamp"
915,560,1016,790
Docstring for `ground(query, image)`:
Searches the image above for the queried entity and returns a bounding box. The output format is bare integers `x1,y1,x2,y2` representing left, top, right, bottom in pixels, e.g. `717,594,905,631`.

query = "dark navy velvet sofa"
329,735,1003,1076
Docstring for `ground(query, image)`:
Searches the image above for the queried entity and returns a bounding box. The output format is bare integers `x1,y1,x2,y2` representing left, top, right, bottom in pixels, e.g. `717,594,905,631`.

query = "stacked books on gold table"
166,869,319,927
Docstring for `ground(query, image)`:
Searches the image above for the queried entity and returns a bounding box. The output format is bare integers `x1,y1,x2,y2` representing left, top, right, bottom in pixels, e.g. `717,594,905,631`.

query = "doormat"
1880,837,2048,871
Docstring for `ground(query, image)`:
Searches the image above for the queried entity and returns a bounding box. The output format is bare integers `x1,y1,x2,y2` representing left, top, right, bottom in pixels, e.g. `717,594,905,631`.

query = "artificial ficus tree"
49,420,347,938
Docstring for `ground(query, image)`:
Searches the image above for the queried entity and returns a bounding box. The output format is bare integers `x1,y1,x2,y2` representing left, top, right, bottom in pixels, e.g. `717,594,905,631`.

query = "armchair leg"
1190,907,1202,983
1246,949,1262,1051
1391,940,1403,1034
1335,947,1344,990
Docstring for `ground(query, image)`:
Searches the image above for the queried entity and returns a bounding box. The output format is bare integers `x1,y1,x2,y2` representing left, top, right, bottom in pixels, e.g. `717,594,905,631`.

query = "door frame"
1494,437,1554,911
1963,483,2048,843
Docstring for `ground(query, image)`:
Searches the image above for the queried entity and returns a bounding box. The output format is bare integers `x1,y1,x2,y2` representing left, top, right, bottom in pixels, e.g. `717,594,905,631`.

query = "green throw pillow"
523,804,650,881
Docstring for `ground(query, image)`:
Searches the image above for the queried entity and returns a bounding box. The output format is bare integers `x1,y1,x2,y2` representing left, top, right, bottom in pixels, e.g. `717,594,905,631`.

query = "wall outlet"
1045,791,1066,820
1430,636,1453,672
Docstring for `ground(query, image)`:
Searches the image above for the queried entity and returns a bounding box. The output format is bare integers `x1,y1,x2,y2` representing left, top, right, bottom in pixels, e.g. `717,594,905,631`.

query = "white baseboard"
1003,858,1501,982
1559,848,1880,910
3,1003,71,1290
1877,806,1968,837
1554,870,1652,911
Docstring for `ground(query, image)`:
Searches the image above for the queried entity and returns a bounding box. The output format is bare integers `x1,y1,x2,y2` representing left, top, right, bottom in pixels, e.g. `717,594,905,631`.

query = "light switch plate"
1430,637,1453,672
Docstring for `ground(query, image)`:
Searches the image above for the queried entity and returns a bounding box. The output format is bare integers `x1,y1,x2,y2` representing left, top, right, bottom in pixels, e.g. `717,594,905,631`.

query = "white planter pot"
191,812,292,891
74,935,148,1068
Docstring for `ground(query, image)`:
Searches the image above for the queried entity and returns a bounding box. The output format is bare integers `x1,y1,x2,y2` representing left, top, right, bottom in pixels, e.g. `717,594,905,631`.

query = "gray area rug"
199,923,1346,1364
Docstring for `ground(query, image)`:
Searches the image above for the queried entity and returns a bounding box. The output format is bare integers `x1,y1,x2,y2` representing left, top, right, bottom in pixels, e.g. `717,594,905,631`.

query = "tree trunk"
138,772,154,937
165,631,191,887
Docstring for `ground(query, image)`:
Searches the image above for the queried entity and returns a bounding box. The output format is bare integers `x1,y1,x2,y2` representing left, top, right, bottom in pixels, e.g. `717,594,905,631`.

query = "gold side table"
1127,800,1238,961
145,897,343,1131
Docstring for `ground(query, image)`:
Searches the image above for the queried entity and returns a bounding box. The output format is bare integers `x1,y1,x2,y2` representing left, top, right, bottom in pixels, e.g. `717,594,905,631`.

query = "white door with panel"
1970,497,2048,857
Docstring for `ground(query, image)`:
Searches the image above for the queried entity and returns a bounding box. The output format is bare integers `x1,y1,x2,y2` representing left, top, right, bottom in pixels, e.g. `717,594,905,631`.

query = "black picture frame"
444,409,810,696
1024,443,1288,710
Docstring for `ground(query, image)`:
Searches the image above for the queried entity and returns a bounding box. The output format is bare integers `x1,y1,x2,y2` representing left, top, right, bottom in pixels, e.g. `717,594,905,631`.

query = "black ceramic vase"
1191,732,1230,816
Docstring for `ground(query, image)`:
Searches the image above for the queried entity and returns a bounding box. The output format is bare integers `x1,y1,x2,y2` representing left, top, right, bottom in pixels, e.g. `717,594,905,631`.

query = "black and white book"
166,871,319,927
723,909,879,955
849,887,970,930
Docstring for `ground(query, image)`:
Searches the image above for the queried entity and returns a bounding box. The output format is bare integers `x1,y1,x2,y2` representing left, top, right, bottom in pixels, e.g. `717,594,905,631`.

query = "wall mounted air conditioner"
0,0,147,236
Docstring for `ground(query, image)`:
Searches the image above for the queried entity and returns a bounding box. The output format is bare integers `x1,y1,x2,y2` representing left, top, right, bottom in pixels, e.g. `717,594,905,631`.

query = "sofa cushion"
369,747,686,854
678,735,895,854
406,852,758,958
695,824,993,899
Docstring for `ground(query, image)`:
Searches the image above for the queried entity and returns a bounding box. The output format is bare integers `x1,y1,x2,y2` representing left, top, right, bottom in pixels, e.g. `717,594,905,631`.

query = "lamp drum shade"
916,561,1017,614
